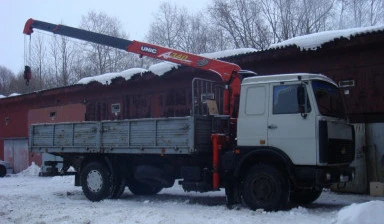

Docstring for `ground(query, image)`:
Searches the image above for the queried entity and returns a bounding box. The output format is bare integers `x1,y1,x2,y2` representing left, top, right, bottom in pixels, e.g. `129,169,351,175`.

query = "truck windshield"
312,80,346,119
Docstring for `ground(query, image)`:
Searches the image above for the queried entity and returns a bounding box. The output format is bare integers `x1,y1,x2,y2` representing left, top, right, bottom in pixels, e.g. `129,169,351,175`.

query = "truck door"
237,85,269,146
267,82,317,165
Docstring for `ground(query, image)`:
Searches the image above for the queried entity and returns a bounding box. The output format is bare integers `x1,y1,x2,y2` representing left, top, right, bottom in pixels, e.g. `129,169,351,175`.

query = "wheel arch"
234,147,295,182
78,155,119,182
80,155,112,170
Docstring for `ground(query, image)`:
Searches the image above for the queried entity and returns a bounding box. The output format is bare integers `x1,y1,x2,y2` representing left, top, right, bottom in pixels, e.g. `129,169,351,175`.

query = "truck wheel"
0,165,6,177
290,188,322,205
110,176,126,199
81,162,113,201
241,164,289,211
127,179,162,195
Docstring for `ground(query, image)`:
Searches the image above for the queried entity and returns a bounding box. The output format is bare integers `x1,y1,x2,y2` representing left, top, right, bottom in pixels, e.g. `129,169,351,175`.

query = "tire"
0,165,6,177
127,178,162,195
110,176,126,199
241,164,289,211
290,188,322,205
81,162,113,202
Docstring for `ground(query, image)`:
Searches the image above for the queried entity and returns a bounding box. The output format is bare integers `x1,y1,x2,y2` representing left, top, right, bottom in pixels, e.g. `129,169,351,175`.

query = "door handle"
268,124,277,129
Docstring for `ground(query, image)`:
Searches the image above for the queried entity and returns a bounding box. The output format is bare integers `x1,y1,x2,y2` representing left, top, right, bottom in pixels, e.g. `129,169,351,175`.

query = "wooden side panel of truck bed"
29,116,213,155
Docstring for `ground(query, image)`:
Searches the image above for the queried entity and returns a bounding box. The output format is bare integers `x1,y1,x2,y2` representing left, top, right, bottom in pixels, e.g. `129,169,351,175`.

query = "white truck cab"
237,73,354,189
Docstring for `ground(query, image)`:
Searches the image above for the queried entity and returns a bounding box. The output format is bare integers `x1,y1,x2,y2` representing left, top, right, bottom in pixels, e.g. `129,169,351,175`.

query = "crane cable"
23,35,32,85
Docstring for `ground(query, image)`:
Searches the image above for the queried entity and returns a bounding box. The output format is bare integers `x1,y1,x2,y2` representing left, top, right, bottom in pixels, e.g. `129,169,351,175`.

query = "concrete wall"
366,123,384,183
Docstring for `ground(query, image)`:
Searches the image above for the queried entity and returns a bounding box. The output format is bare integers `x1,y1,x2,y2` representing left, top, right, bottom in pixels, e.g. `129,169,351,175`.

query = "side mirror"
297,85,307,118
297,85,305,106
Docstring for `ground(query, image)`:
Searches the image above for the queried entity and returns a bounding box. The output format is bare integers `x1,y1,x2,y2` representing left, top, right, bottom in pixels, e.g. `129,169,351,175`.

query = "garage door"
4,139,29,173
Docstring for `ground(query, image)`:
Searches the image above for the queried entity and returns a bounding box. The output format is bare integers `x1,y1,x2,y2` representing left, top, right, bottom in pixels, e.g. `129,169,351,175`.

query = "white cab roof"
242,73,337,86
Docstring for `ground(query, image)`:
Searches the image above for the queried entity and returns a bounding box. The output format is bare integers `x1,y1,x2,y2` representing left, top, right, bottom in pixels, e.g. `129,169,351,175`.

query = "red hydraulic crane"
23,18,245,118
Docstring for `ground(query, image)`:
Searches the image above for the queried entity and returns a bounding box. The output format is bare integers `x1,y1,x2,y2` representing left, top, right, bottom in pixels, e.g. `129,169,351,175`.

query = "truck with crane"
24,19,355,211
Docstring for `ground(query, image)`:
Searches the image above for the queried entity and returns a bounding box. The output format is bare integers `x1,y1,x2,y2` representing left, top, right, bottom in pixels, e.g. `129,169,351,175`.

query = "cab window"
273,84,311,114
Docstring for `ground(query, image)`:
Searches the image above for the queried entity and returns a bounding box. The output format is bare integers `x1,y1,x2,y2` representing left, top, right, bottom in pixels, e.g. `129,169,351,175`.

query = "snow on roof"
149,48,258,76
269,25,384,50
8,93,21,97
0,94,5,99
200,48,258,59
76,48,257,83
77,68,148,85
149,62,179,76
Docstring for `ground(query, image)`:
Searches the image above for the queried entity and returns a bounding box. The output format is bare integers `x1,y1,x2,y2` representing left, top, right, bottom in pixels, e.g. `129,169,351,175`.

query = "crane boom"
23,18,241,82
23,18,243,116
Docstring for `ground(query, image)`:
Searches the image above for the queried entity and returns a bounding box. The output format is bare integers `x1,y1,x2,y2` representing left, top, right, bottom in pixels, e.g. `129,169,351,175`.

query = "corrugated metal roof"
77,68,148,85
269,25,384,51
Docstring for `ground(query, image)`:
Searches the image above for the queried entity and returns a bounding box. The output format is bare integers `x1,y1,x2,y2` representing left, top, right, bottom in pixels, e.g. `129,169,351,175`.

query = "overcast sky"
0,0,208,74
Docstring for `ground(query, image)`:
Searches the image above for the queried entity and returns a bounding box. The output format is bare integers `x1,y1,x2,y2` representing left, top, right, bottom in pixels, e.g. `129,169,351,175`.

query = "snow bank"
17,162,41,177
336,201,384,224
77,68,148,85
270,25,384,50
1,173,384,224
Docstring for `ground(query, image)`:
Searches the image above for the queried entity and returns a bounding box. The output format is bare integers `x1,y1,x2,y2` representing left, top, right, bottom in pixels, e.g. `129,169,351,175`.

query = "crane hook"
24,65,32,85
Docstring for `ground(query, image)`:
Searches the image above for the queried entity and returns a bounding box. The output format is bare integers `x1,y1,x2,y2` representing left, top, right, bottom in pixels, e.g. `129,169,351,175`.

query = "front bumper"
320,166,355,185
294,166,355,188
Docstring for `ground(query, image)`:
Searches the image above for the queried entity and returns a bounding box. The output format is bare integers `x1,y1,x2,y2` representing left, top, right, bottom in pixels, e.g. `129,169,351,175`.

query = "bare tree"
299,0,335,34
146,2,188,49
205,25,235,52
30,34,48,90
146,2,234,54
259,0,335,42
178,12,234,53
0,65,16,95
209,0,271,49
337,0,384,28
80,11,137,75
8,72,29,94
49,35,79,87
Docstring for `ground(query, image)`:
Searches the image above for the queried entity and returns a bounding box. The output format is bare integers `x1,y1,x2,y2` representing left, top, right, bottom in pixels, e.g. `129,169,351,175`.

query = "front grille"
319,120,355,164
327,139,355,163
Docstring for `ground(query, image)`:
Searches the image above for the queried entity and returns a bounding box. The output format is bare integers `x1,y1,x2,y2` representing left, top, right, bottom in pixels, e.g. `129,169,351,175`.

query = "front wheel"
241,164,289,211
81,162,113,201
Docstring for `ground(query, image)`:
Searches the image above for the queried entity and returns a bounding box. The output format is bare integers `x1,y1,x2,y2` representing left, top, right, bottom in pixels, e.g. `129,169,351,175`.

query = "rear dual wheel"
110,174,126,199
81,162,112,201
127,179,162,195
81,161,125,201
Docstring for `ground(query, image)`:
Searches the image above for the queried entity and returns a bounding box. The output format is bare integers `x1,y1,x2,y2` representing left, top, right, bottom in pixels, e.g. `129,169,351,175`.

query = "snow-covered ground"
1,164,384,224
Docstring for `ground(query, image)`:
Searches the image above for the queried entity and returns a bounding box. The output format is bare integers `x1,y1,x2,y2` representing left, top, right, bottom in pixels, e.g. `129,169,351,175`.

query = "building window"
338,80,355,88
111,103,121,114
